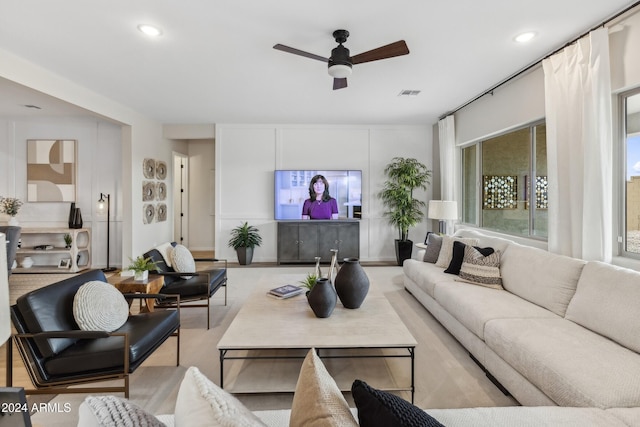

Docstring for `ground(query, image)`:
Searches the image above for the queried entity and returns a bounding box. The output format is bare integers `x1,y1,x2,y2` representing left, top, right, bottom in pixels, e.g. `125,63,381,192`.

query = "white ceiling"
0,0,636,125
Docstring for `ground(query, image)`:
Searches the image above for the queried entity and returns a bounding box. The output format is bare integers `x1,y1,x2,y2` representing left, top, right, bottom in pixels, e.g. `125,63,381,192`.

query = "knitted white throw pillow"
171,244,196,278
78,395,165,427
73,281,129,332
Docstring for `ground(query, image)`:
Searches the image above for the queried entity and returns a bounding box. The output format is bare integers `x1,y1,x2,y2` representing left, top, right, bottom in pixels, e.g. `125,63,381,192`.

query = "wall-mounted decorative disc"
143,203,155,224
156,203,167,222
156,182,167,200
143,181,155,201
156,160,167,180
143,158,156,179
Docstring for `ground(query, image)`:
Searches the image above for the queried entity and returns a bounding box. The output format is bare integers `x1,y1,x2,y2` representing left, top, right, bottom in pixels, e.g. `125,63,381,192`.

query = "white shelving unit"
14,227,91,274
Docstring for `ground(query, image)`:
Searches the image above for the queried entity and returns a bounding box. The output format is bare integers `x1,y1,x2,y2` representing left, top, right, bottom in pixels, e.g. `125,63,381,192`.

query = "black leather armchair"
6,269,180,398
143,243,227,329
0,226,21,276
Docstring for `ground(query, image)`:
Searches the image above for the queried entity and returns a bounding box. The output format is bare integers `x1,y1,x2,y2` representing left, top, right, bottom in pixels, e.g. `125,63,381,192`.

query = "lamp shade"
428,200,458,220
0,233,10,344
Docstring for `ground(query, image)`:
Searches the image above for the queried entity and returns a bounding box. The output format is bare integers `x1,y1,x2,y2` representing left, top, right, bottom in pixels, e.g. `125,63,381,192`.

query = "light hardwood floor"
2,265,517,426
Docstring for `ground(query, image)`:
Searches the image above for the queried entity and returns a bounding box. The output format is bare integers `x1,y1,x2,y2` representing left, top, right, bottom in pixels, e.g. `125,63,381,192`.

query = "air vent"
398,90,421,97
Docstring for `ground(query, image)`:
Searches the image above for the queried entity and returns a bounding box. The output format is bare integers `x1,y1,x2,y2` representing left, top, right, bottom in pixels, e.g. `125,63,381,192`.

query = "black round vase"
307,278,337,318
334,258,370,309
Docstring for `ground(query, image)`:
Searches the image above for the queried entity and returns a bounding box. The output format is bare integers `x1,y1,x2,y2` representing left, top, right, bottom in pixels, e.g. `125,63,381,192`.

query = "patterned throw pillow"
78,395,165,427
458,245,503,289
435,236,479,268
73,281,129,332
444,241,494,275
422,233,442,263
170,244,196,279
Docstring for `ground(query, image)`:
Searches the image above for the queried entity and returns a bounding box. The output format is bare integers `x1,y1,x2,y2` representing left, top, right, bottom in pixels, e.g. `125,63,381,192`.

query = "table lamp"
428,200,458,235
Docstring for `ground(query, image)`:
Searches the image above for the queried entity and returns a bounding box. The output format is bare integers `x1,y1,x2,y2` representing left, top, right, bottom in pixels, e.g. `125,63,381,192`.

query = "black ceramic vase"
307,278,337,318
334,258,370,309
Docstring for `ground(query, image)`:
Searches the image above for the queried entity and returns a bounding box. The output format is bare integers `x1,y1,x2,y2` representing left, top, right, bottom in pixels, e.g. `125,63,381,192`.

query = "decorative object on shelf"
68,202,76,228
27,139,77,202
380,157,431,265
143,158,156,179
143,204,155,224
142,181,155,201
156,203,167,222
127,255,157,281
482,175,517,209
306,277,337,318
156,182,167,200
97,193,117,272
20,256,34,269
155,160,167,180
428,200,458,235
69,206,83,229
0,196,23,226
63,233,72,249
334,258,369,309
58,258,71,269
228,221,262,265
314,256,322,279
327,248,340,284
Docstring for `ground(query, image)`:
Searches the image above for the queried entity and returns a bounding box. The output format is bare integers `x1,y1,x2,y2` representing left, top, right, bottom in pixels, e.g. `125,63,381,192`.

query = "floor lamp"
98,193,117,272
428,200,458,235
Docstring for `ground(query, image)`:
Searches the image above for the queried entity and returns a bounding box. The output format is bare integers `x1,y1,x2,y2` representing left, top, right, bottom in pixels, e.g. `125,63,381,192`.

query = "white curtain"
542,28,612,262
438,115,457,201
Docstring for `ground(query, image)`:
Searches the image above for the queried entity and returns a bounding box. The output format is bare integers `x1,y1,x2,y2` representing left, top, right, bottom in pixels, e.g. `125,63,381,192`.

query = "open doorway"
173,153,189,247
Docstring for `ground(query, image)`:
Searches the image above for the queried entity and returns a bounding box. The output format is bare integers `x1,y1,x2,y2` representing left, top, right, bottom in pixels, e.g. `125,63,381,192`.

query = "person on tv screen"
301,174,339,220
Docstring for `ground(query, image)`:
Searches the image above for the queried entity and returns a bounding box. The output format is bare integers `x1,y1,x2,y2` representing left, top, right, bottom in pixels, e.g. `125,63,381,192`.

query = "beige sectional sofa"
404,229,640,414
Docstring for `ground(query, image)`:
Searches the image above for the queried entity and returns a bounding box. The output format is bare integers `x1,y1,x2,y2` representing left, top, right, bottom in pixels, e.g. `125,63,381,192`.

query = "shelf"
14,228,91,274
13,265,90,274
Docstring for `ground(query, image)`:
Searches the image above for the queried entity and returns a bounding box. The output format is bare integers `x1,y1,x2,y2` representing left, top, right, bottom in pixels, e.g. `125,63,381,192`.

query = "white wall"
215,124,432,263
187,139,215,251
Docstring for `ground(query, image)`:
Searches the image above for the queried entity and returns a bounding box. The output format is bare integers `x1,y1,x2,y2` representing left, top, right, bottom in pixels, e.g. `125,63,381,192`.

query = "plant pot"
307,278,337,318
8,216,18,226
394,239,413,266
236,247,254,265
134,270,149,281
334,258,369,309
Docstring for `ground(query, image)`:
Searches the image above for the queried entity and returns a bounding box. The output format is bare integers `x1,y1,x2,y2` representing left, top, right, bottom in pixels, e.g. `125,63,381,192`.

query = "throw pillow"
435,236,479,268
290,349,358,427
175,366,267,427
352,380,444,427
77,395,165,427
171,244,196,279
73,281,129,332
155,242,174,268
458,245,504,289
422,233,442,263
444,241,494,275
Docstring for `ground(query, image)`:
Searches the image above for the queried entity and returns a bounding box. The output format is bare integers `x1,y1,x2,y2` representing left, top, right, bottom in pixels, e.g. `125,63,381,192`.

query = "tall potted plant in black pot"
380,157,431,265
228,221,262,265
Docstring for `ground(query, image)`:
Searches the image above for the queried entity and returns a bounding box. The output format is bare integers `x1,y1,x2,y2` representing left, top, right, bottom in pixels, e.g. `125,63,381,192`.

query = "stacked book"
268,284,304,299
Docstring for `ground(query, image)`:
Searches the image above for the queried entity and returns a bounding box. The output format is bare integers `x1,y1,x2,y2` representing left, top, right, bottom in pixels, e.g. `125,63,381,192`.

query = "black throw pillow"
352,380,445,427
444,241,494,275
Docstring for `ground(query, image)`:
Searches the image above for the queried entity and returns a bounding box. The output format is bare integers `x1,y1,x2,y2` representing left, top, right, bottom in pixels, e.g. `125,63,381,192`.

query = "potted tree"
228,222,262,265
379,157,431,265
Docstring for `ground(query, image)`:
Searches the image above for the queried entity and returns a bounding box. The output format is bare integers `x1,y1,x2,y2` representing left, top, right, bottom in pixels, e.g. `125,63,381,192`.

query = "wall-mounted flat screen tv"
274,170,362,220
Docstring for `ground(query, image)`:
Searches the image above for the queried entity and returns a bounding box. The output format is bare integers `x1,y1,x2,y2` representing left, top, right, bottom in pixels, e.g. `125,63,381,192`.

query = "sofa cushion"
352,379,444,427
435,281,558,339
565,261,640,354
499,243,585,317
77,395,164,427
290,349,358,427
73,281,129,332
484,317,640,408
403,259,454,299
175,366,267,427
435,236,478,268
423,233,442,263
457,246,502,289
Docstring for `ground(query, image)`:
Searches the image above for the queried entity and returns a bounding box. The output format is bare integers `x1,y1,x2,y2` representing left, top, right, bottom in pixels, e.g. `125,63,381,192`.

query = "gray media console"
277,220,359,264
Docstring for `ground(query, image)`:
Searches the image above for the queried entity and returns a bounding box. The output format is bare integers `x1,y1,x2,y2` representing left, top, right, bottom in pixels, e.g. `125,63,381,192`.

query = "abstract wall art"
27,139,77,202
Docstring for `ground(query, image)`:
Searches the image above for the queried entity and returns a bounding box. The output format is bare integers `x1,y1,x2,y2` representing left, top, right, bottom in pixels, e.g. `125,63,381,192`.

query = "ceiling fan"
273,29,409,90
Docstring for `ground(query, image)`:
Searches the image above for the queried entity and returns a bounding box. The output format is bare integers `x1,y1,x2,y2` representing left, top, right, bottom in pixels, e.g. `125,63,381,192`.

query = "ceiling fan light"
328,64,352,78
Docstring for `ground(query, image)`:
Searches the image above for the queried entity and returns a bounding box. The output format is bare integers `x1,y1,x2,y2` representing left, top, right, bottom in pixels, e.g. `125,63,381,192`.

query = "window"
621,90,640,257
461,122,547,238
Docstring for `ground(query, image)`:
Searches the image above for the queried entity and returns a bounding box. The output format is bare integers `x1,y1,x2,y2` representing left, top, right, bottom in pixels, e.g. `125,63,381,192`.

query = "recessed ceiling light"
137,24,163,37
514,32,536,43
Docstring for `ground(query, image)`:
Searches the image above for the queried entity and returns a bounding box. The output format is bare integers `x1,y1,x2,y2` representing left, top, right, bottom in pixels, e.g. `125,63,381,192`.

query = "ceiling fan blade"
273,44,328,62
333,78,348,90
351,40,409,65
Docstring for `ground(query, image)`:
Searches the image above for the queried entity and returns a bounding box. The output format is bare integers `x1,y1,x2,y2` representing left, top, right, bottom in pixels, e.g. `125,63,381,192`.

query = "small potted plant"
228,221,262,265
299,273,319,296
127,255,157,281
63,233,72,249
0,196,23,226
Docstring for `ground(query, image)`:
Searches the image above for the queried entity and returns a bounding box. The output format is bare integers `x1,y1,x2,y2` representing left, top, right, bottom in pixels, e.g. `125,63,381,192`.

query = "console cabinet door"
277,223,301,263
297,223,319,261
336,222,359,260
317,224,340,262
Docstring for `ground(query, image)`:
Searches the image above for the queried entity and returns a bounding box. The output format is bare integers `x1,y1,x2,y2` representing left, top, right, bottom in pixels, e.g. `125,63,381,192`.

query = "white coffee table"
217,283,417,401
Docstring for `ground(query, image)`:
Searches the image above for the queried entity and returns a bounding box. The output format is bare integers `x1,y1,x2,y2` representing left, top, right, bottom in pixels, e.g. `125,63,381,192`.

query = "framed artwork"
58,258,71,269
525,175,549,209
482,175,517,209
26,139,77,202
